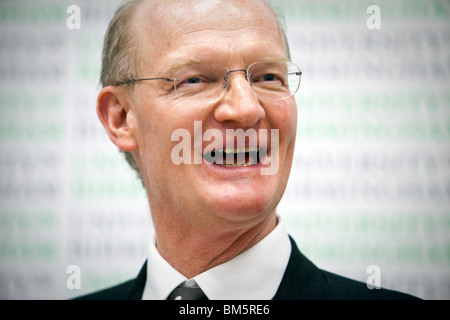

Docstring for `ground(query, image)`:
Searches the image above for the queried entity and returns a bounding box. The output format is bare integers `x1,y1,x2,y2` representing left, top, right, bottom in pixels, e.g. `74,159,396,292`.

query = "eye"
175,75,206,91
251,73,283,85
185,77,201,84
174,73,214,96
262,74,277,82
177,76,202,85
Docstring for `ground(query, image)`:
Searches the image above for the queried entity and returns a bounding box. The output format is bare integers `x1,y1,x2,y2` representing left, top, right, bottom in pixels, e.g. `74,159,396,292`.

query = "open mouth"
203,147,265,167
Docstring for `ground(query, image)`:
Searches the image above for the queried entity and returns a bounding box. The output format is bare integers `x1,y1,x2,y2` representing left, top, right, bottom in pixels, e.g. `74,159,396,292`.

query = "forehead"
133,0,285,68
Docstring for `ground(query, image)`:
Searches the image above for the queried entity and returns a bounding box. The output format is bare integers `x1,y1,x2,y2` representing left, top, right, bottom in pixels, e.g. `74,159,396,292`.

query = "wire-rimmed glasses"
116,58,301,102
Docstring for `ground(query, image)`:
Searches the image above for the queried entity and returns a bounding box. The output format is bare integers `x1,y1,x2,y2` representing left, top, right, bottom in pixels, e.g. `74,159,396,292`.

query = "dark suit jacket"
75,236,419,300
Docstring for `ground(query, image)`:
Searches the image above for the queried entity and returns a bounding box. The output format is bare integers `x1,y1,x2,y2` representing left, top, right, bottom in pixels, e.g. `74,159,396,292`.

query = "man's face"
128,0,297,229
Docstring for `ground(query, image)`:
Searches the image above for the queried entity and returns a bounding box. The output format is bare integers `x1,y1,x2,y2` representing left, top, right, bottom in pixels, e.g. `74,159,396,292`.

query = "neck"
153,212,277,279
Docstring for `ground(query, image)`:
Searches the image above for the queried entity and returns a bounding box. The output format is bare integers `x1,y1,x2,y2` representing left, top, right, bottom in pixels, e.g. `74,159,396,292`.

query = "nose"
213,70,266,128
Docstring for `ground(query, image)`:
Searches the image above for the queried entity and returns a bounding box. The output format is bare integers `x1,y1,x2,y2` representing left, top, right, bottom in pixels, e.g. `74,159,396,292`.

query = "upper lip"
202,133,270,155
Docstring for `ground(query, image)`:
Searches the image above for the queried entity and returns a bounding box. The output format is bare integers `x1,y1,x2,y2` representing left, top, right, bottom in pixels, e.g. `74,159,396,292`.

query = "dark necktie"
167,279,208,300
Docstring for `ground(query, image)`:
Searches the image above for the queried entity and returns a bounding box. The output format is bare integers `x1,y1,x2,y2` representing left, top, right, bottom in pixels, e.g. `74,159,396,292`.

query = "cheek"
266,100,297,147
133,95,175,149
131,107,171,180
133,100,201,173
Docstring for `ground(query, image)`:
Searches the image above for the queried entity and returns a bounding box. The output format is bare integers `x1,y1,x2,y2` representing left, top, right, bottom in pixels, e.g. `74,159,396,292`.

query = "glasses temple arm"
115,77,174,86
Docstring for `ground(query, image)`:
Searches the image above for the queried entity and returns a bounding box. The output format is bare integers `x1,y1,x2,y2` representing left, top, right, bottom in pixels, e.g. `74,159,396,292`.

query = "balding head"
100,0,290,87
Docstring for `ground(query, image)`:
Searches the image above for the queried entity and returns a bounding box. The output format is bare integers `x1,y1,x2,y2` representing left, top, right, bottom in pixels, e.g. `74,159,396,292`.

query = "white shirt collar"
141,217,291,300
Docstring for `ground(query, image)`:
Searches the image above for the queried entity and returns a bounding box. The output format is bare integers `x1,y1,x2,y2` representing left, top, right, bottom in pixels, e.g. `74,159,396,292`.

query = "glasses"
116,59,301,102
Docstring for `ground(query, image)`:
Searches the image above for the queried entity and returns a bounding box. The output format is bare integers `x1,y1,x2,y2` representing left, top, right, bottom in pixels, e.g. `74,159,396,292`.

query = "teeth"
218,147,259,154
203,147,262,166
222,163,255,167
222,147,259,166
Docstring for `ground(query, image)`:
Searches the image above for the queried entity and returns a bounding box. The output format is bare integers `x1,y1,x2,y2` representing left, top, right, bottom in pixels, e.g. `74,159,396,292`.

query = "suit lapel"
126,261,148,300
273,236,331,300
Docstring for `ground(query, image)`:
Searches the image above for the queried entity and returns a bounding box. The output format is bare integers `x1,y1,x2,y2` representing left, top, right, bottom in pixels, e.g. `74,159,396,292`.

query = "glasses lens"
173,63,227,102
172,60,300,102
248,60,301,100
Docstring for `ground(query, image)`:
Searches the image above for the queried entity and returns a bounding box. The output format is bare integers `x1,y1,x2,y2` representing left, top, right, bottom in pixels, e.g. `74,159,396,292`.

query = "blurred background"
0,0,449,299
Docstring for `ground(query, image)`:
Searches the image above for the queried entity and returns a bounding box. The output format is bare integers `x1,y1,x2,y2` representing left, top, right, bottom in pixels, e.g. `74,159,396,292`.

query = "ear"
96,86,138,152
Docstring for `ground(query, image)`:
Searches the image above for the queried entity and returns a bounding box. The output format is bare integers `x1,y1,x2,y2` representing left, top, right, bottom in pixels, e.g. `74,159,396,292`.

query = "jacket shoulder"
73,279,136,300
319,269,420,300
274,237,420,300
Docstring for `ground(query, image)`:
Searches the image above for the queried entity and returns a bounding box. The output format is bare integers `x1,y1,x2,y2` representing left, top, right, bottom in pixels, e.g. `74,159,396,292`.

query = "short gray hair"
100,0,140,87
99,0,291,184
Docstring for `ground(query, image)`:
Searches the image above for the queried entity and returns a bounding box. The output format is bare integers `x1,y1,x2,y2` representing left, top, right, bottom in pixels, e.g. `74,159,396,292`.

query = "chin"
202,184,280,223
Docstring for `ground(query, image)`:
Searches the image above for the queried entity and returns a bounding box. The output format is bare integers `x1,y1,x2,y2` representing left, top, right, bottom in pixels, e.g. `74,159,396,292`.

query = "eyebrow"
160,58,203,77
158,56,291,77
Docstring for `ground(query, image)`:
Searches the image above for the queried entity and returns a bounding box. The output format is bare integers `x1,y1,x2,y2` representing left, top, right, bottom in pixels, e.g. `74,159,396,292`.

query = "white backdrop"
0,0,449,299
